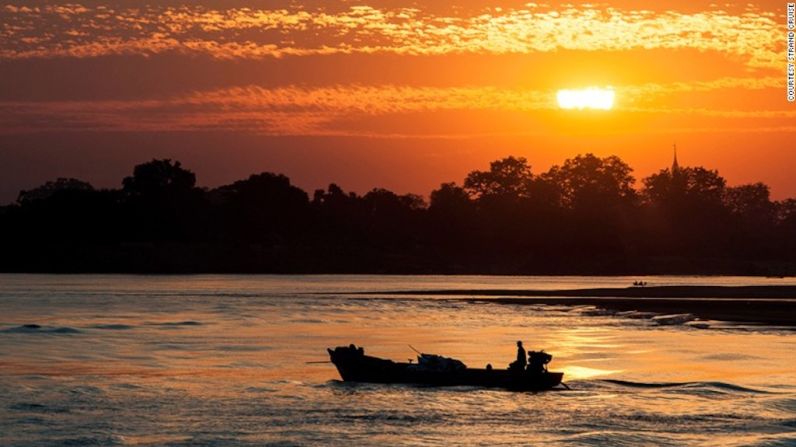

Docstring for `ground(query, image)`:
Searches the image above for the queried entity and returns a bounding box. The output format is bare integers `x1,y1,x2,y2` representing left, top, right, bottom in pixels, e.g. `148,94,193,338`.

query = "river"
1,275,794,446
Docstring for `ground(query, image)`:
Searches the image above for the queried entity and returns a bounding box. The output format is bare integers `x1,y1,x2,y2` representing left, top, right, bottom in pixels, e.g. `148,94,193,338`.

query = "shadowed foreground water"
0,275,795,446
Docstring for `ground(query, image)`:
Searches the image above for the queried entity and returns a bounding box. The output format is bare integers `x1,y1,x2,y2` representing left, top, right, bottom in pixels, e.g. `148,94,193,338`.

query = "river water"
0,274,794,446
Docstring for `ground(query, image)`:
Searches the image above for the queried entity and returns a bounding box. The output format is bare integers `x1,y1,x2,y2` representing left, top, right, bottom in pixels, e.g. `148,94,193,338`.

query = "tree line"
1,154,795,274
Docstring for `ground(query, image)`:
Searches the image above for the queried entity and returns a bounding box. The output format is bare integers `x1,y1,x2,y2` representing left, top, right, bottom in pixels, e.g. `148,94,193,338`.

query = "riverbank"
370,286,796,326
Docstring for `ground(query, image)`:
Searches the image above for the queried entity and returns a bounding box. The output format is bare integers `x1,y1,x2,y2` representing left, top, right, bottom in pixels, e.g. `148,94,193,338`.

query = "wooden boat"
328,345,564,391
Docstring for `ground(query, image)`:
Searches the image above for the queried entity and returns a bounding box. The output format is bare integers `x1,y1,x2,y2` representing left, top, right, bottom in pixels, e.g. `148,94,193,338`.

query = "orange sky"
0,0,794,202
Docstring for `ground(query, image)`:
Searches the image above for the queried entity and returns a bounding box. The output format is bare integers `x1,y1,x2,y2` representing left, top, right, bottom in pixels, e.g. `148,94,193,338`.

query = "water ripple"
0,324,81,334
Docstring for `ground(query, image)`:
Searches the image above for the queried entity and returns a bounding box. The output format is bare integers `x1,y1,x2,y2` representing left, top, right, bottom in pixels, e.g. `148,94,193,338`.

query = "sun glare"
556,87,615,110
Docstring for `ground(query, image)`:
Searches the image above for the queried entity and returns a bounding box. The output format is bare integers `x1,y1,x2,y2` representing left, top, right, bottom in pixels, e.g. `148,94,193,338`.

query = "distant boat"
328,345,565,391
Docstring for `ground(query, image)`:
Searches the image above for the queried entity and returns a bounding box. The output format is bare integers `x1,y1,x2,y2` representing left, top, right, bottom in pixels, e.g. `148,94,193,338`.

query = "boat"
327,345,565,391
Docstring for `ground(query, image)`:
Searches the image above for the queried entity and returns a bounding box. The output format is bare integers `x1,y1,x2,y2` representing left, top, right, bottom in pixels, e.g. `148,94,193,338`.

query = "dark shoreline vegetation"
367,286,796,326
2,153,796,274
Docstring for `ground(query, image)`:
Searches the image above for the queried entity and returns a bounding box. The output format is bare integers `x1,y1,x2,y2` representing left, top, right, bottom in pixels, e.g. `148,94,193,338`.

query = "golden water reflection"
561,366,623,380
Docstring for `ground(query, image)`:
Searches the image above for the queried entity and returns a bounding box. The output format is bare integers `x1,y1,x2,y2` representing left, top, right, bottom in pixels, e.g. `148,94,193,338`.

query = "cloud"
0,78,791,136
0,4,783,68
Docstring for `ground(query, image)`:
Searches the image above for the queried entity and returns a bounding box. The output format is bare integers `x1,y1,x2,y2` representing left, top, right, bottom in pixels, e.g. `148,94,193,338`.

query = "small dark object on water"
327,344,564,391
528,350,553,374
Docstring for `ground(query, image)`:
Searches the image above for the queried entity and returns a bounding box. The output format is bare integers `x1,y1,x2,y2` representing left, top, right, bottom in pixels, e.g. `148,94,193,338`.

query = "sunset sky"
0,0,794,203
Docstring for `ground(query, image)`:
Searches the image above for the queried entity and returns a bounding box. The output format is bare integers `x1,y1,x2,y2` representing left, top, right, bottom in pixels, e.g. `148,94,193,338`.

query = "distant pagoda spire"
672,143,680,173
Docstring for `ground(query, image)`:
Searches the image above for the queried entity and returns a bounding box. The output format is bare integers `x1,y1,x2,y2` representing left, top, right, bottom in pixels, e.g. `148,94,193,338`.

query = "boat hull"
328,347,564,391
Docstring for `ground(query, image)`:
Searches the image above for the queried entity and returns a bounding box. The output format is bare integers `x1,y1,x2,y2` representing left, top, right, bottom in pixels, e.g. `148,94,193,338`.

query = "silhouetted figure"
509,341,527,371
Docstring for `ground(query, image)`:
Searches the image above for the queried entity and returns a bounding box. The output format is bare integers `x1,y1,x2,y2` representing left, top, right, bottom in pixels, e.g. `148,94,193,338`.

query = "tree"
643,167,726,208
543,154,636,211
430,183,471,215
13,177,112,243
122,159,196,196
428,182,476,250
17,178,94,204
362,188,426,215
724,183,775,223
120,159,203,241
312,183,367,243
219,172,308,206
777,199,796,225
537,154,638,255
722,183,777,257
777,199,796,255
213,172,310,242
312,184,361,215
3,154,796,274
641,166,730,256
464,156,534,199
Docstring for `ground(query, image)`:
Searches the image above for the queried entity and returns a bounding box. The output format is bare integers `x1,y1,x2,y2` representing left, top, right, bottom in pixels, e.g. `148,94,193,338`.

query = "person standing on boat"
510,341,527,371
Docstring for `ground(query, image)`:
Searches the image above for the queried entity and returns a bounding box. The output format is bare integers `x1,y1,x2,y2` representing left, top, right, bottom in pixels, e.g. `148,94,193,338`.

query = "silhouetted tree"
427,182,477,255
430,183,471,215
10,177,116,243
464,156,534,200
540,154,638,257
1,154,795,274
724,183,775,224
120,159,205,242
642,166,730,256
543,154,636,211
361,188,425,245
17,178,94,204
213,172,310,243
778,199,796,224
312,183,365,231
643,166,726,208
122,159,195,196
777,199,796,256
722,183,777,257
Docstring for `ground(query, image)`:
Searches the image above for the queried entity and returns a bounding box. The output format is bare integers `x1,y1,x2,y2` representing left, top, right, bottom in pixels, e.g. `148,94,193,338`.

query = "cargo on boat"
328,345,564,391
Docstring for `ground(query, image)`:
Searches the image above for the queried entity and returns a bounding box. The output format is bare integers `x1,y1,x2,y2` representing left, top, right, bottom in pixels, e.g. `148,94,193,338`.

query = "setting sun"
556,87,616,110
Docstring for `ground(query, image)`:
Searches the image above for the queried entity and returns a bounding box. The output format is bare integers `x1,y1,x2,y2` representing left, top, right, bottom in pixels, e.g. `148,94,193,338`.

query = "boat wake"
597,379,773,394
323,377,772,396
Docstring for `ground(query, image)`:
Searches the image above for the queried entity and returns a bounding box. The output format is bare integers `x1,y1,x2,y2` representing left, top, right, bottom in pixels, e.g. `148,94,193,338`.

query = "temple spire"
672,143,680,173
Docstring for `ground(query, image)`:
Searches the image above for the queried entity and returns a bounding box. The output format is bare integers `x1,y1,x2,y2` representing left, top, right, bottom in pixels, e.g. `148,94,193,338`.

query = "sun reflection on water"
562,365,624,380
